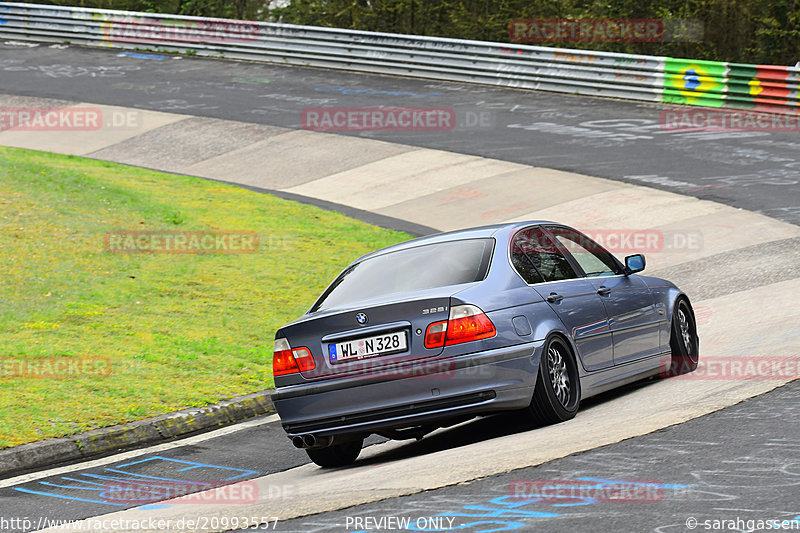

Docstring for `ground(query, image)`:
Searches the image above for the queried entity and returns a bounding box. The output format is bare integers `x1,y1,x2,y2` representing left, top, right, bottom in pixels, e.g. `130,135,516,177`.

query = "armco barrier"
0,2,798,115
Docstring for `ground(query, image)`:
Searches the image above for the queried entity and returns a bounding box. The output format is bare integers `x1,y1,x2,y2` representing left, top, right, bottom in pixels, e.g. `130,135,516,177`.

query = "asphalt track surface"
1,42,799,532
1,43,799,227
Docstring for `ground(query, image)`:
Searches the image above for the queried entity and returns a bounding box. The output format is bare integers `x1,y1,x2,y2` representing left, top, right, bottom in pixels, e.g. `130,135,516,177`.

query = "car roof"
353,220,559,263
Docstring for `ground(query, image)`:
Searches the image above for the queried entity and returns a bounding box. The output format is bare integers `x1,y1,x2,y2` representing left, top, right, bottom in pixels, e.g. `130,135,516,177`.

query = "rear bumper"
271,341,542,437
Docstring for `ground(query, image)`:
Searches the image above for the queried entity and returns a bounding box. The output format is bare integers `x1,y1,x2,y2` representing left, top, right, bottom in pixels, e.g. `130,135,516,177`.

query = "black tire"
526,336,581,425
665,298,699,376
306,438,363,468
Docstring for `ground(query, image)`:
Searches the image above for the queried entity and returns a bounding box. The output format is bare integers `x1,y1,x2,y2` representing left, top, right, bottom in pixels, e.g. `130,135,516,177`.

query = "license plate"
329,331,407,363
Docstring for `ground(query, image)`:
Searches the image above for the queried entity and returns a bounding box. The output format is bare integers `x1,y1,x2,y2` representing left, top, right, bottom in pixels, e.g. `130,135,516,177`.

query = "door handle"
547,292,563,303
597,286,611,296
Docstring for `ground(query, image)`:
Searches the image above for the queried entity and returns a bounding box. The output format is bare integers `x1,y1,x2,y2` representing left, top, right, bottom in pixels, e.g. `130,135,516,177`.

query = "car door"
546,226,663,365
510,226,614,371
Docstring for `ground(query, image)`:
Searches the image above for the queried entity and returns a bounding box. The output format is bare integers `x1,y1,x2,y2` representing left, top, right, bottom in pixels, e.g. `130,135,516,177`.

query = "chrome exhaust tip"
290,434,335,449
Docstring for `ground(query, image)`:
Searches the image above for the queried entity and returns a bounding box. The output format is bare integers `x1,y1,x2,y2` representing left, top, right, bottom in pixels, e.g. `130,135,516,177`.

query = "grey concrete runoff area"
0,40,798,532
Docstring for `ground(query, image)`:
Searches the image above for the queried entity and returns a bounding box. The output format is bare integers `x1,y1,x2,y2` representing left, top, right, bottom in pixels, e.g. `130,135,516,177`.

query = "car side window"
548,227,621,277
511,227,578,283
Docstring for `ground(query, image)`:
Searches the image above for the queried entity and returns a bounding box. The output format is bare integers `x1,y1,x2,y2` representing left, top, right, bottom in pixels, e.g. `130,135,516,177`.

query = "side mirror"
624,254,646,275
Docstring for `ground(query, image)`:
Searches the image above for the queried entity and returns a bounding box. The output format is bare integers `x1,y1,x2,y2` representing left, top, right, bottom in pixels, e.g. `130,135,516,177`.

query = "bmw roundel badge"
356,312,368,325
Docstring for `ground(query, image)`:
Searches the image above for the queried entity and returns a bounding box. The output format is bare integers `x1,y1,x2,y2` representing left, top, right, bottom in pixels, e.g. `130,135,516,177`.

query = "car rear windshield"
311,238,494,312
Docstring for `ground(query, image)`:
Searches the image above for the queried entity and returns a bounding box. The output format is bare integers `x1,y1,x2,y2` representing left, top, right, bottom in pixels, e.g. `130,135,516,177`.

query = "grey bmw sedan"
271,221,699,467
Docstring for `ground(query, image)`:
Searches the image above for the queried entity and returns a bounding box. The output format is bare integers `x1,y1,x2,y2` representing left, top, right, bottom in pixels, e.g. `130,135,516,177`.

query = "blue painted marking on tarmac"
139,503,174,510
109,456,259,480
13,456,260,505
117,51,167,60
13,487,127,506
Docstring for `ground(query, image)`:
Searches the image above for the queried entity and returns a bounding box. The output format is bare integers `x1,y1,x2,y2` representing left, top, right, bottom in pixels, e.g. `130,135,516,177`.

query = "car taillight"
273,338,315,376
424,305,496,349
291,347,315,371
447,304,496,344
424,320,448,349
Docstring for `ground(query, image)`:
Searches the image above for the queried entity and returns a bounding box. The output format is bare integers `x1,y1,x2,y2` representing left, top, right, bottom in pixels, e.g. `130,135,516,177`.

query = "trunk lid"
277,288,457,380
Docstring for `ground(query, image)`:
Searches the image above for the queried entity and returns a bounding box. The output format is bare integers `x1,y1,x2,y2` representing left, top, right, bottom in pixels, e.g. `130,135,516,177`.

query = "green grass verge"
0,146,411,448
